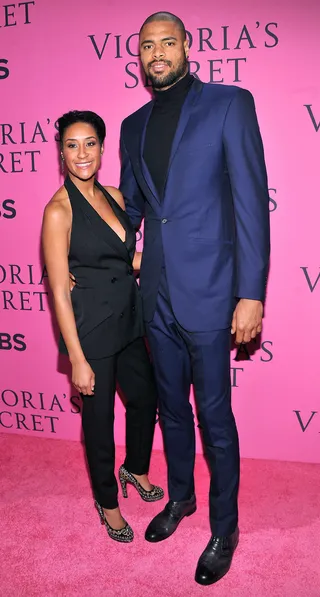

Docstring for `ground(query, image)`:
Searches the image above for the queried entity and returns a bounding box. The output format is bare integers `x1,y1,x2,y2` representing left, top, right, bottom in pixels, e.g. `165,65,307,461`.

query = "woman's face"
61,121,102,181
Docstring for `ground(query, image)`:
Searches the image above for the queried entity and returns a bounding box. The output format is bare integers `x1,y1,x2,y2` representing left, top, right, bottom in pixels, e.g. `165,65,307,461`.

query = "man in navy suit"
120,11,270,585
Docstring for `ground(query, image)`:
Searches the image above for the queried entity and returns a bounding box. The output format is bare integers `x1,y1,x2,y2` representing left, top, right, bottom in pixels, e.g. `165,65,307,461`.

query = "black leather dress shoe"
195,527,239,585
145,496,196,543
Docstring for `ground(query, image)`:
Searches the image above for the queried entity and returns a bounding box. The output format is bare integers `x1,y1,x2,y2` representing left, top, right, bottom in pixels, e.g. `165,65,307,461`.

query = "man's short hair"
139,12,186,40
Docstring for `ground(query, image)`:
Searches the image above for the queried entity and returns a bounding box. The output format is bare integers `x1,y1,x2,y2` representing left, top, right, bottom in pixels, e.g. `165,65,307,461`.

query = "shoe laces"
204,535,231,559
166,501,180,515
208,536,223,552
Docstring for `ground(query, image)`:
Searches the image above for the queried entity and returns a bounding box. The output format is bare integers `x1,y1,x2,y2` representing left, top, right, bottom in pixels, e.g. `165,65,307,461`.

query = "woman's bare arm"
42,195,95,395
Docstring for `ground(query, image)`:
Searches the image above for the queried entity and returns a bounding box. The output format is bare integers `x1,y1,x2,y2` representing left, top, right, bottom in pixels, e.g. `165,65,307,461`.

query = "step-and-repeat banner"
1,0,319,462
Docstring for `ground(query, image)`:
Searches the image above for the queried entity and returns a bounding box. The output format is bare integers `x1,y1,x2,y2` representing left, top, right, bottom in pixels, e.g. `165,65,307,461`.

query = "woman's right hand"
71,360,95,396
133,251,142,271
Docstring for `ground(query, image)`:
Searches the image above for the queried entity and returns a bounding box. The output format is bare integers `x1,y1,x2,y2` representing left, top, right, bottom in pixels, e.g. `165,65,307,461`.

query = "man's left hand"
231,299,263,344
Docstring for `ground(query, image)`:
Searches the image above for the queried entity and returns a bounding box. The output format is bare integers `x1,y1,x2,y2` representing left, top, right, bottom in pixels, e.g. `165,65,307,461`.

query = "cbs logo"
0,333,27,351
0,200,16,219
0,59,9,80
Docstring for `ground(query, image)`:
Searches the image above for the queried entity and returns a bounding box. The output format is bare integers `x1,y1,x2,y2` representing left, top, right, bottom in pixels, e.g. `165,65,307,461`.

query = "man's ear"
184,38,189,59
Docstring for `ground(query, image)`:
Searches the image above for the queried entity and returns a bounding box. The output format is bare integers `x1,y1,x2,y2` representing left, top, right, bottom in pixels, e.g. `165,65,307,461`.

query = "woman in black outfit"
42,110,163,543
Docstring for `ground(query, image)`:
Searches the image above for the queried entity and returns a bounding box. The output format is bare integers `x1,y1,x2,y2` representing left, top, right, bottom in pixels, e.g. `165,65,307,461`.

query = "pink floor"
1,433,320,597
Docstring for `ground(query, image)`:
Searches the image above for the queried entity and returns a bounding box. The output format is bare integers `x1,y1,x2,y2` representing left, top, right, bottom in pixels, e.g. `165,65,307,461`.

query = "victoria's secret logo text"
293,410,318,433
0,2,35,80
304,104,320,132
300,267,320,293
0,119,51,174
0,264,48,312
231,339,273,388
88,22,279,88
0,387,81,434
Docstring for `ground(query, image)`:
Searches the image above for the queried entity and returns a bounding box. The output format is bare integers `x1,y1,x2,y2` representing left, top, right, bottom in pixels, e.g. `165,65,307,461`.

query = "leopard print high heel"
94,501,134,543
119,465,164,502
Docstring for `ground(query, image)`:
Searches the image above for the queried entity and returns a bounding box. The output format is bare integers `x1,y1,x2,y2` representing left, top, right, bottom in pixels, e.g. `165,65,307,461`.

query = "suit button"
120,312,124,318
111,277,117,283
132,306,136,312
161,218,168,224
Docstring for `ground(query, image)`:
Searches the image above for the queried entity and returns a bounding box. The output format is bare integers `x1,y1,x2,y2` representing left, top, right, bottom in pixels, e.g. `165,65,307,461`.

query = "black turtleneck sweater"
143,73,194,198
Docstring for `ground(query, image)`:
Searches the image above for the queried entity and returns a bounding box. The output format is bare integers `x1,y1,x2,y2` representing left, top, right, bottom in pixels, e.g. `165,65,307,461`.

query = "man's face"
139,20,189,90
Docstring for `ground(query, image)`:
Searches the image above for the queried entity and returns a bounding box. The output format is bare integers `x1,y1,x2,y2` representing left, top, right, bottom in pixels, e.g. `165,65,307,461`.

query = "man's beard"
147,55,188,89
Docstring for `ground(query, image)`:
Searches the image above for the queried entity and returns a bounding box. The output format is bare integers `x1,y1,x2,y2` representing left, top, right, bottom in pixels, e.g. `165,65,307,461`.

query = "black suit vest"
59,175,144,359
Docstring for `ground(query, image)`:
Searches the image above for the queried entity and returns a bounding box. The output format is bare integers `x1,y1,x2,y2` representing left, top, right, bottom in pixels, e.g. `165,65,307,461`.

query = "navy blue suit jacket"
120,78,270,332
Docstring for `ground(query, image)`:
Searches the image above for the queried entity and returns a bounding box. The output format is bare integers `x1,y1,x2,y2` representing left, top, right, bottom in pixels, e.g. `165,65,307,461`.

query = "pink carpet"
1,433,320,597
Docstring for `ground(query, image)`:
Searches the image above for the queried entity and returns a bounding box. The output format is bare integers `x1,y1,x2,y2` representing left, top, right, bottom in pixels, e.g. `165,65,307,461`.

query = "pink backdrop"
1,0,319,462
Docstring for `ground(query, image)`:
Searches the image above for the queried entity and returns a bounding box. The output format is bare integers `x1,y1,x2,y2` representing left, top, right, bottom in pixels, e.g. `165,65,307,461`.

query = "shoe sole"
145,505,197,543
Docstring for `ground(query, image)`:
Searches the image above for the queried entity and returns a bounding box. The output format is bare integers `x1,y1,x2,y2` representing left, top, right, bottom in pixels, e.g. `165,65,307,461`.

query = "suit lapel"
136,78,203,204
139,101,161,203
167,78,203,173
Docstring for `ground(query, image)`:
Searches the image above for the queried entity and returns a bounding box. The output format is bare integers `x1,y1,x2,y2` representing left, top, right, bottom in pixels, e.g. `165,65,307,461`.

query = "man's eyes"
142,42,175,50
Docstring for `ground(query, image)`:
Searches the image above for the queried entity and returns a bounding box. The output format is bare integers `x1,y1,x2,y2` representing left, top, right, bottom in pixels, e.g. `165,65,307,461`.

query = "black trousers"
81,337,157,509
146,269,240,536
